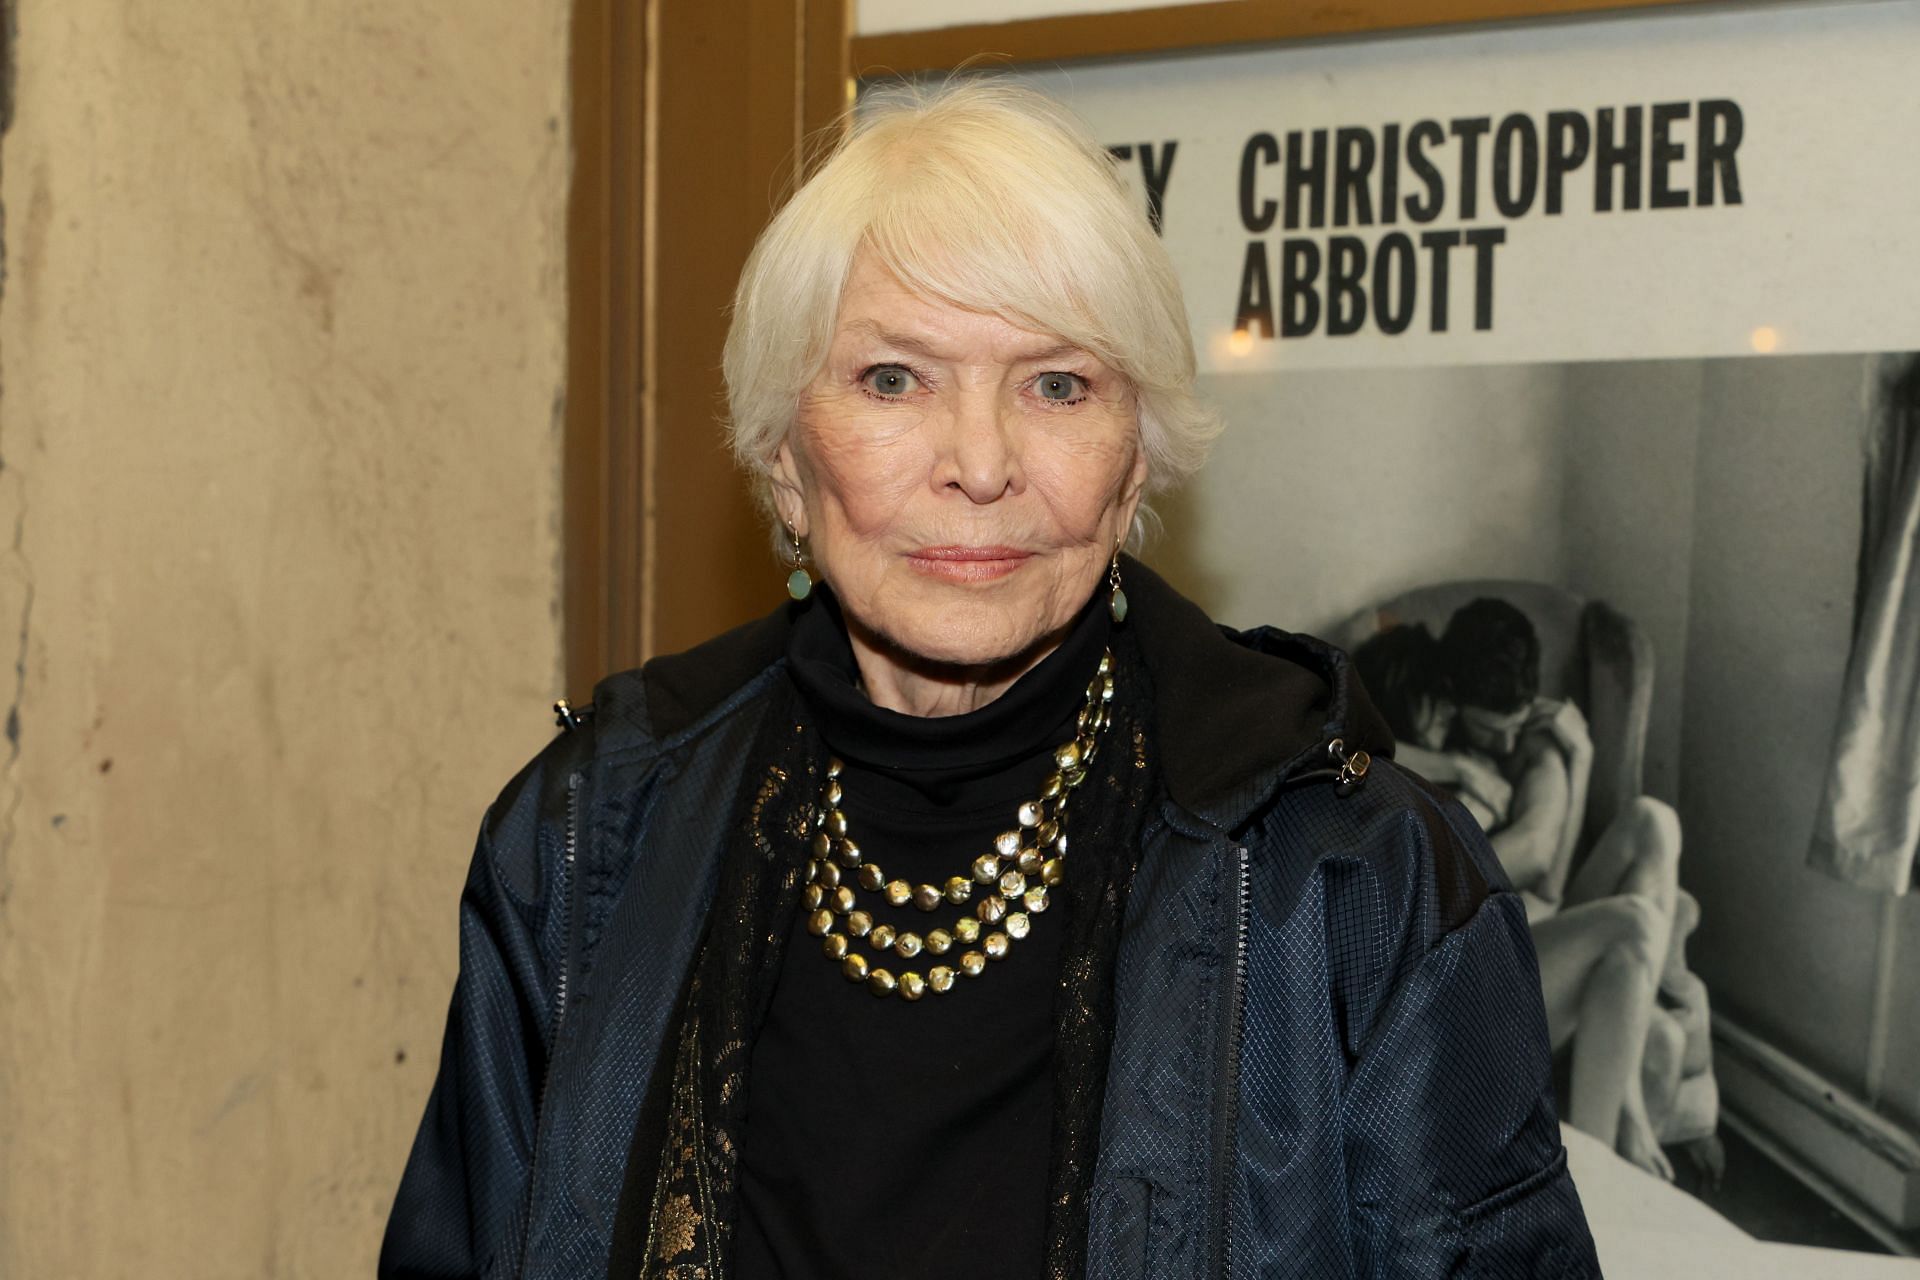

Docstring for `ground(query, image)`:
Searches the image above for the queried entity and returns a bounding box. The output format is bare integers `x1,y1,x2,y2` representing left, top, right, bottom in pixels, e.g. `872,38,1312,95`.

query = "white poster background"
1004,0,1920,372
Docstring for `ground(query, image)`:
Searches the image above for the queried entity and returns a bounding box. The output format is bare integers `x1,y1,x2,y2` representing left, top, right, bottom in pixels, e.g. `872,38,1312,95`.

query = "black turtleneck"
733,585,1111,1280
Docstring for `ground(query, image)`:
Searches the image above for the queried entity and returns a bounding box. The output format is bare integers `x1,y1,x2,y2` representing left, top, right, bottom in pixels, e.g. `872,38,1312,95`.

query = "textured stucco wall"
0,3,569,1274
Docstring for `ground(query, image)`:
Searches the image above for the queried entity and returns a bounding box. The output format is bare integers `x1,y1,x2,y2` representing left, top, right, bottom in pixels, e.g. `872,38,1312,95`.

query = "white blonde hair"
721,77,1220,551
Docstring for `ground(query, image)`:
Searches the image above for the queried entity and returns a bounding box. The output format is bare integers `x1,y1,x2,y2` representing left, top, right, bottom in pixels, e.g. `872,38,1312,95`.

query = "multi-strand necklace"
803,650,1115,1000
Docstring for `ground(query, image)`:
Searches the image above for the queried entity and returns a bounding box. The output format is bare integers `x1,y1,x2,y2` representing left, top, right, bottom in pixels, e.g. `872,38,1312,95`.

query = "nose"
933,389,1022,504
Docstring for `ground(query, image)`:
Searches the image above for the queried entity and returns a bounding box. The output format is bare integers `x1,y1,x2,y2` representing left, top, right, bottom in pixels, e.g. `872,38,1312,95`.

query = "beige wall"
0,3,569,1275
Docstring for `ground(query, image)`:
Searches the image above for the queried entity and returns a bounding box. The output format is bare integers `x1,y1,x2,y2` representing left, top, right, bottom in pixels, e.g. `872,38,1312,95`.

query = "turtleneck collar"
626,556,1399,830
785,582,1111,783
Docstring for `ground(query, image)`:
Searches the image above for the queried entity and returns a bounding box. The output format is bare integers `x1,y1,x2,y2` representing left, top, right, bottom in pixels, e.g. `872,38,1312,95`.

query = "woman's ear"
1114,443,1151,542
769,439,808,537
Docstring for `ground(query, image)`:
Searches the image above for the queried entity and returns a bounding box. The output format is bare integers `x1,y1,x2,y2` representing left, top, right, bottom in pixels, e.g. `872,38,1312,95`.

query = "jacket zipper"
1210,840,1252,1279
556,770,580,1024
1209,749,1354,1276
515,767,583,1279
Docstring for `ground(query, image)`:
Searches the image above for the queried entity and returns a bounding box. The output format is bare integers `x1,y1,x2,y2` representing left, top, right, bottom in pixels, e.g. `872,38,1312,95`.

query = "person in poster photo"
381,81,1600,1279
1355,600,1694,1182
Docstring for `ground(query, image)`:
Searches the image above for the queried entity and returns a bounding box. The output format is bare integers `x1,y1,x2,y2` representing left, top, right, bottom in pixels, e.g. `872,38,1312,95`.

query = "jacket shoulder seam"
647,660,790,756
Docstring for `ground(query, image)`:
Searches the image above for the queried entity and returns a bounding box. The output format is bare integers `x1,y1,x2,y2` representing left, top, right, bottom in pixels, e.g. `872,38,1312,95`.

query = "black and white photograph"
1143,350,1920,1269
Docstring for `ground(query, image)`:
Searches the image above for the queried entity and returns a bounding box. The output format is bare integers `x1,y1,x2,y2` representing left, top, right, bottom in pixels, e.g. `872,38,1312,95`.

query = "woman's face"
772,248,1148,672
1413,695,1453,753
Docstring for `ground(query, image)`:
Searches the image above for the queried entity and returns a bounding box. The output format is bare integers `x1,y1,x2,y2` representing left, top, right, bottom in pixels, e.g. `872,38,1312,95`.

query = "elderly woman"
381,82,1598,1279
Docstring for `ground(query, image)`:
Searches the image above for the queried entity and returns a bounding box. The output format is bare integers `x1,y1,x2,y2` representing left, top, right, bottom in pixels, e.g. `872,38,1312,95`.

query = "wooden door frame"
850,0,1720,74
564,0,644,702
564,0,850,699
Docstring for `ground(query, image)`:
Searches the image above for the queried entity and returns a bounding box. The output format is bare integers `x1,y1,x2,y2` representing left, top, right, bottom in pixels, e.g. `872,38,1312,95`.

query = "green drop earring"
1107,548,1128,623
785,522,814,601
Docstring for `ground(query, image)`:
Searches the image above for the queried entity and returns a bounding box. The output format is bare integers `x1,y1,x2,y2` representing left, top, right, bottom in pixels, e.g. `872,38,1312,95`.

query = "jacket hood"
608,555,1397,831
1119,557,1397,827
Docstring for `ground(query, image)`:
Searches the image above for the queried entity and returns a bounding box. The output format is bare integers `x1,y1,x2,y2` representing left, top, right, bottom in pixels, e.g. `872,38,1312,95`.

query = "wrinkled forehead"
828,248,1094,362
846,185,1118,355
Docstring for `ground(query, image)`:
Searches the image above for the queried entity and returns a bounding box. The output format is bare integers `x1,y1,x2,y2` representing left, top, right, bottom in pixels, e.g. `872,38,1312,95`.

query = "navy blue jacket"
380,560,1600,1278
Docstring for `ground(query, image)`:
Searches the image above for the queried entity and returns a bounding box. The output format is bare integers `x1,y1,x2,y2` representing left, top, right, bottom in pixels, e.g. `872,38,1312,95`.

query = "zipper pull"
1327,736,1371,796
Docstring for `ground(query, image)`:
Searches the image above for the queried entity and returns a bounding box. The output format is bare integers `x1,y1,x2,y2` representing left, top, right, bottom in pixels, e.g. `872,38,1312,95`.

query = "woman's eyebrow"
843,319,948,360
842,319,1091,367
1016,342,1092,365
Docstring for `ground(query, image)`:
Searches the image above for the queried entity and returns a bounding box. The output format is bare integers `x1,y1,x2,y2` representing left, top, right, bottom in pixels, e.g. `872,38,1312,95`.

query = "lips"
906,545,1033,583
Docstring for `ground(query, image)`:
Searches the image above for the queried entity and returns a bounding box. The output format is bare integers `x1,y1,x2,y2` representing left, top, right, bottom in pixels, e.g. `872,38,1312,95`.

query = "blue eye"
862,365,921,397
1036,372,1087,402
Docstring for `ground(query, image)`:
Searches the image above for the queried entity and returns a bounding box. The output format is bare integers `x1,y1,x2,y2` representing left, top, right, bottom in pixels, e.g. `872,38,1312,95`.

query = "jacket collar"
1119,556,1396,828
614,555,1396,831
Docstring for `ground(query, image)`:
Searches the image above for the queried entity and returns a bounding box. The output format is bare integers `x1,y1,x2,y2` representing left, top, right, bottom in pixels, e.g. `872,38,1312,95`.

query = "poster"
997,0,1920,1263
